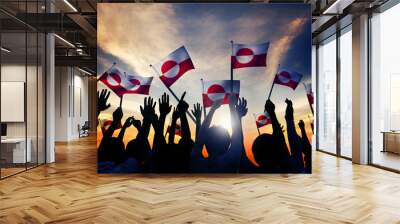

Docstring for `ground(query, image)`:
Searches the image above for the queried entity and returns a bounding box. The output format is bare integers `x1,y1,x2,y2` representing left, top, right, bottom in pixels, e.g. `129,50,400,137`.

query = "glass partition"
339,27,352,158
317,35,337,154
370,3,400,171
0,1,46,179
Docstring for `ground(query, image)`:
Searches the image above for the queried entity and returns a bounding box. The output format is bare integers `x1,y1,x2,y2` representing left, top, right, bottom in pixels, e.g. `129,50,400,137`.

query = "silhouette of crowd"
97,89,312,173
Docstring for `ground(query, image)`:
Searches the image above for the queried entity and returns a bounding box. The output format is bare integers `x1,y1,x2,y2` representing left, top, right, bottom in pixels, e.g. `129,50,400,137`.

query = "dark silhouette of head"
98,137,126,164
252,134,281,168
203,126,231,158
126,139,150,163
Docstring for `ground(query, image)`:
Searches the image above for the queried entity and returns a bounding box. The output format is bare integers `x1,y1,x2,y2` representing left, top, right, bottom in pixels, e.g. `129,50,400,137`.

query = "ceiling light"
78,67,93,76
1,47,11,53
63,0,78,12
54,34,75,48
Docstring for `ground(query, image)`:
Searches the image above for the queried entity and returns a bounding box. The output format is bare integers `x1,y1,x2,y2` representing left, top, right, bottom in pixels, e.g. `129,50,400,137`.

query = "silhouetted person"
151,93,172,172
285,99,305,173
126,97,157,172
97,89,111,117
175,93,195,172
158,92,194,172
191,95,247,173
249,99,290,173
299,120,312,173
98,107,128,168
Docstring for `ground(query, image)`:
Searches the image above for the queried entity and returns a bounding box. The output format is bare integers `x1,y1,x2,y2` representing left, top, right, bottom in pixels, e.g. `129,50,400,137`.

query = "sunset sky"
97,3,313,164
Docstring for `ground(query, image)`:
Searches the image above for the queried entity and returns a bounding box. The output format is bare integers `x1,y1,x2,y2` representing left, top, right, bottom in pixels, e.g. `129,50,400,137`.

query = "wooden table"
381,131,400,154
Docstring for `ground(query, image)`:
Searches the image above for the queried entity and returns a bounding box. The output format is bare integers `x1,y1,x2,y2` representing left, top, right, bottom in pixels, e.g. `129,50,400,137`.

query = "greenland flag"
274,70,303,90
202,80,240,108
303,83,314,105
255,112,271,128
121,74,153,95
231,42,269,69
153,46,194,87
98,67,126,97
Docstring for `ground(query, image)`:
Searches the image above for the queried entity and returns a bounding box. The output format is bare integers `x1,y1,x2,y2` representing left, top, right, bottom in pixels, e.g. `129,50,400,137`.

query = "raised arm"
154,93,171,145
177,92,191,141
138,97,157,141
191,100,222,158
298,120,312,172
191,103,202,142
265,99,290,159
168,107,179,145
285,99,303,162
97,89,111,117
118,116,141,142
104,107,123,138
224,96,247,169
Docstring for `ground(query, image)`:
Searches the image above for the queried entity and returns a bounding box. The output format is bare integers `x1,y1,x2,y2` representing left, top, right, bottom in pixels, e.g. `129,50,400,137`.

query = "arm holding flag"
168,107,179,145
284,99,304,171
177,92,191,141
104,107,123,138
191,99,222,158
264,99,290,159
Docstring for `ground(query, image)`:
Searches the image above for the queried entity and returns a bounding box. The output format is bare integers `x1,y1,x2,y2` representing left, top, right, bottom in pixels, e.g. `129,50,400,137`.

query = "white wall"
54,67,89,141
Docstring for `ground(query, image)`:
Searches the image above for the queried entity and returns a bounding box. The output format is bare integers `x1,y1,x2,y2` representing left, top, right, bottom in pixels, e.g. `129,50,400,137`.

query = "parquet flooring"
0,135,400,223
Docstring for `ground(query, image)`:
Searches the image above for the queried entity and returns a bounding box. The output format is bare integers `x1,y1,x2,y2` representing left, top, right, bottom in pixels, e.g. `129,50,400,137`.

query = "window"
317,35,337,154
339,27,352,158
370,3,400,171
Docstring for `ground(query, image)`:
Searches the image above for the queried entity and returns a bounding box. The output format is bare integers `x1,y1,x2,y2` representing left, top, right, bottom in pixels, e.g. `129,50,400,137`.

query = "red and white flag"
303,83,314,105
255,112,271,128
153,46,195,87
122,74,153,95
231,42,269,69
273,70,303,90
202,80,240,108
98,67,126,97
98,66,153,96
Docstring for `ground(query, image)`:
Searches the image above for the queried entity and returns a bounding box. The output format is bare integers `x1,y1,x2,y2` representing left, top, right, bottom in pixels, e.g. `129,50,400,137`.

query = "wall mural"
97,3,313,173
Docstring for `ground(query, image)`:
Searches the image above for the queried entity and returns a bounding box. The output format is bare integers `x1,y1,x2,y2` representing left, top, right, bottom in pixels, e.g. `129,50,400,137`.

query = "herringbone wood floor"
0,136,400,224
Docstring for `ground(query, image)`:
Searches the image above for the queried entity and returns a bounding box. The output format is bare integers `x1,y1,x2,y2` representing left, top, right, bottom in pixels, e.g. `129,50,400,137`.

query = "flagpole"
268,63,280,100
230,40,234,93
119,94,123,108
97,62,116,82
201,78,207,119
253,113,261,136
149,64,195,122
303,83,314,115
308,114,314,134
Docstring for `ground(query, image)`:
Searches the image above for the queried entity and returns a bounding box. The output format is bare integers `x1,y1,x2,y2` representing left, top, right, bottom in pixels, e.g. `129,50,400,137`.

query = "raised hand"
177,92,189,115
123,116,135,128
113,107,123,123
191,103,202,122
298,120,305,130
264,99,275,114
158,93,172,116
236,97,248,118
172,107,179,121
140,97,157,121
285,98,294,120
132,118,141,130
97,89,111,115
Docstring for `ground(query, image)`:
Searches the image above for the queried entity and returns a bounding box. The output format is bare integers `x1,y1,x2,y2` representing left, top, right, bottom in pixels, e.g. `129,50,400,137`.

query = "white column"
352,14,369,164
45,0,55,163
